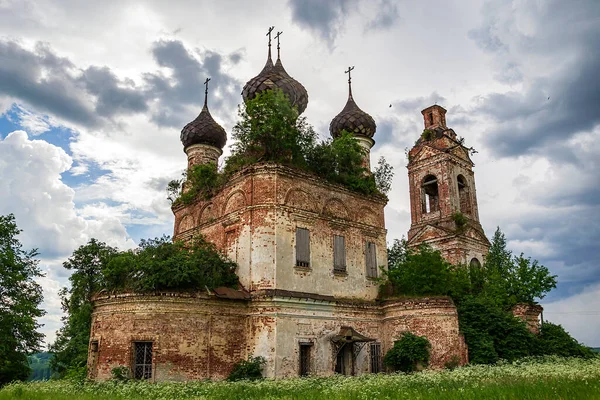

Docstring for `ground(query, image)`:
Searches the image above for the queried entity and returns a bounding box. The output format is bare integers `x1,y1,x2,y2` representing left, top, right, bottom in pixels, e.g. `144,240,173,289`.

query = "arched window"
469,258,481,268
457,175,472,215
421,174,439,214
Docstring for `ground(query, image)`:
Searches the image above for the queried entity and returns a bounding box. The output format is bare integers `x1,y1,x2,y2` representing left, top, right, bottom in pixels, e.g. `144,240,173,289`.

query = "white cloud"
12,105,57,135
542,283,600,347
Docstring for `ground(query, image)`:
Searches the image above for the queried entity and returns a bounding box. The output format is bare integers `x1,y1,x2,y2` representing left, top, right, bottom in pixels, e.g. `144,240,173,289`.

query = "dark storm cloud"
288,0,356,43
469,0,600,305
288,0,401,44
79,66,148,117
364,0,400,32
470,0,600,158
0,39,241,131
143,39,241,128
0,40,99,126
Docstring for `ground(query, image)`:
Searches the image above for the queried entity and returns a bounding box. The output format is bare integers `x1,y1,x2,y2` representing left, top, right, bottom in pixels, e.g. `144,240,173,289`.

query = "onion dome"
241,29,309,114
329,66,376,139
180,78,227,150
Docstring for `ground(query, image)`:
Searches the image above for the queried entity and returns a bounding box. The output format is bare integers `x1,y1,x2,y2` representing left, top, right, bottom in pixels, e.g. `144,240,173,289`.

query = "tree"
104,235,239,292
384,241,460,297
457,296,534,364
0,214,45,385
484,228,557,307
373,156,394,195
50,239,118,377
230,88,317,168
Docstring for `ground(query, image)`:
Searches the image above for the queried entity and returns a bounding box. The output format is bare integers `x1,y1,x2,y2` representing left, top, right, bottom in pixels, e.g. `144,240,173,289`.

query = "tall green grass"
2,356,599,400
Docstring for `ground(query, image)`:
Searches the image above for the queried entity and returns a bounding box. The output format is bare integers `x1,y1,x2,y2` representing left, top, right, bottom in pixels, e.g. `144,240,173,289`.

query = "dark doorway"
335,343,354,375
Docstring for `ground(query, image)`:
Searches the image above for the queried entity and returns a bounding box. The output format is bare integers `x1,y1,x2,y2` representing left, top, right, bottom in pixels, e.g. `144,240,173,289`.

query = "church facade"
86,33,492,382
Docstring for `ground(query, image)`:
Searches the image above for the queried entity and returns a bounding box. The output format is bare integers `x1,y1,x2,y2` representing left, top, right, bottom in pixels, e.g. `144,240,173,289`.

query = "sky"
0,0,598,347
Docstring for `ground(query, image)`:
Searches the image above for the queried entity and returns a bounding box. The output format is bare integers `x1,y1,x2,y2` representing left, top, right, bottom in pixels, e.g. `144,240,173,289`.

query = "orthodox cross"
203,77,211,106
266,26,275,47
275,31,283,58
345,66,355,96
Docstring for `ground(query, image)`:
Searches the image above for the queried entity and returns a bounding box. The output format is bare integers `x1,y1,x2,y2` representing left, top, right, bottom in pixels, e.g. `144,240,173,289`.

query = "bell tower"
406,105,490,265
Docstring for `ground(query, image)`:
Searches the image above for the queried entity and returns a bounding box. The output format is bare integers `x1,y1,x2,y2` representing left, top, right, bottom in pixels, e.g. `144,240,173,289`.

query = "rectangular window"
295,228,310,267
366,242,377,278
333,235,346,272
370,342,382,373
133,342,153,380
299,343,312,376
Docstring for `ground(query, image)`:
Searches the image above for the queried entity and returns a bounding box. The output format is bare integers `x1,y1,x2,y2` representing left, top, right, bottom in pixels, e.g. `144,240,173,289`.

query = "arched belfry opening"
422,175,439,214
457,175,472,215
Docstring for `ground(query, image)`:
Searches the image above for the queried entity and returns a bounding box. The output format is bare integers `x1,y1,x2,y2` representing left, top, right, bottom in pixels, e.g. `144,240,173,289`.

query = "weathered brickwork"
512,303,543,334
407,105,490,265
172,163,387,299
88,293,248,381
88,292,467,380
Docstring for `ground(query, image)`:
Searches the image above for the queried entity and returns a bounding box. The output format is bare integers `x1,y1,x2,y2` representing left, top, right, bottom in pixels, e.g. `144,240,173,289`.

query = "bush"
533,322,595,358
444,355,461,370
451,212,468,232
384,332,431,372
227,356,266,381
110,366,130,381
63,366,87,383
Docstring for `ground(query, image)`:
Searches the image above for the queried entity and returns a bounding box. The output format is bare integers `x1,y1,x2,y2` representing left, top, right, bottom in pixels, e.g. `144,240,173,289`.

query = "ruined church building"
87,31,521,381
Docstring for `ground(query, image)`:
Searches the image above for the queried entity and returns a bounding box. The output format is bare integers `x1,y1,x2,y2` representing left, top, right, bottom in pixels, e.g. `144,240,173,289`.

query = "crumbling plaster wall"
172,163,387,298
89,294,467,381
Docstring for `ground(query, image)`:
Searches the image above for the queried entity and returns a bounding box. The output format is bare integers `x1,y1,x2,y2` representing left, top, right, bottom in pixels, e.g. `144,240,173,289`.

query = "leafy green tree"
483,228,557,307
457,296,534,364
104,235,238,292
230,88,317,167
384,332,431,372
384,241,463,297
49,239,117,377
0,214,45,385
373,156,394,195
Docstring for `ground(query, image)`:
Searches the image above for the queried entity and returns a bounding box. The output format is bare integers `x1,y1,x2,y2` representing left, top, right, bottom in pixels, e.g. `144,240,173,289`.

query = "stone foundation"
89,292,467,381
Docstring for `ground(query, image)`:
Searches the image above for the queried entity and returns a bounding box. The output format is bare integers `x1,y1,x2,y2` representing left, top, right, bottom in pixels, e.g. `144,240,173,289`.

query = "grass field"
2,356,599,400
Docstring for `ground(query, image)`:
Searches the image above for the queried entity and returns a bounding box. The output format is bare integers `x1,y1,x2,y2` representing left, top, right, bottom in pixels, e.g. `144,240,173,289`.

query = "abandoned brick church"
86,32,533,381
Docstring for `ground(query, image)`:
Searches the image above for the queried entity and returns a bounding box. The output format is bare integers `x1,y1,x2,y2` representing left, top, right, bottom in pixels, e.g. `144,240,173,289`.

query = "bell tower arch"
406,105,489,265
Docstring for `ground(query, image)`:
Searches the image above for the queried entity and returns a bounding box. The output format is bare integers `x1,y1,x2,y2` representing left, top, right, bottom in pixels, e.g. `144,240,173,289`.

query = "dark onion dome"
241,31,309,114
180,78,227,150
329,69,376,139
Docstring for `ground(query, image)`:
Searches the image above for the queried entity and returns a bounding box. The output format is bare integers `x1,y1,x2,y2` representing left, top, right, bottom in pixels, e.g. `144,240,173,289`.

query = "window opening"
333,235,346,273
133,341,153,380
370,342,382,373
299,343,312,376
428,112,434,126
457,175,472,215
422,175,439,214
296,228,310,267
366,242,377,278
